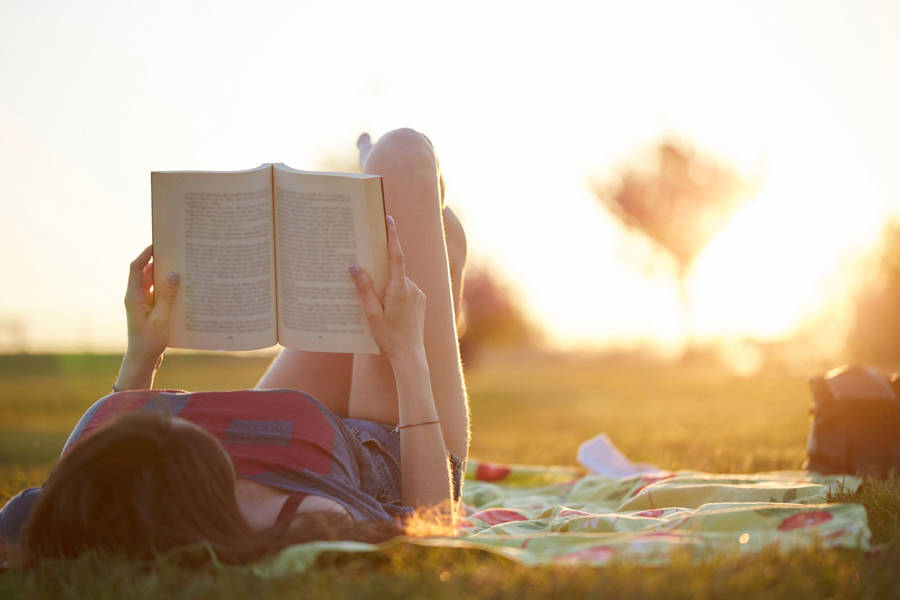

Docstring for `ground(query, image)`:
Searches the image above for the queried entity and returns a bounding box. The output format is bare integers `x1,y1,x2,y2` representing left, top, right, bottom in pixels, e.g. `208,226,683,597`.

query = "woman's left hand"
349,216,427,364
123,245,180,365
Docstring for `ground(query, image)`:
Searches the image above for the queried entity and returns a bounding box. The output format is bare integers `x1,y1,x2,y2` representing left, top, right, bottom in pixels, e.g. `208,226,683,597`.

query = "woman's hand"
123,245,180,368
349,216,427,364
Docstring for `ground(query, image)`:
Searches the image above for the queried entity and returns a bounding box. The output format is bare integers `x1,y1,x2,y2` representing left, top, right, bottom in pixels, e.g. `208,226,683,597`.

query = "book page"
273,165,387,353
151,166,277,351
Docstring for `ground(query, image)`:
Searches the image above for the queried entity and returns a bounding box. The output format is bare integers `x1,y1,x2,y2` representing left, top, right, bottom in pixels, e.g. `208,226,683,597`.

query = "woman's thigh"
255,349,352,417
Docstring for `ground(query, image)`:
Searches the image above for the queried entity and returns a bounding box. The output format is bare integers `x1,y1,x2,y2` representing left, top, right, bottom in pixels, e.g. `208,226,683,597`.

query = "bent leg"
349,129,469,460
255,350,352,417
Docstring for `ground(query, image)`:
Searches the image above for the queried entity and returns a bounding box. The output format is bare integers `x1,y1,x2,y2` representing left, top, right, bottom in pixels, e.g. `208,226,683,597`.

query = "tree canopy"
593,141,754,276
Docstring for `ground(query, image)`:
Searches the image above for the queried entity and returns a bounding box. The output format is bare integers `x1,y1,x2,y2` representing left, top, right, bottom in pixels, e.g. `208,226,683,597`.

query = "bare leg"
256,129,469,450
349,129,469,460
443,206,468,333
255,350,352,416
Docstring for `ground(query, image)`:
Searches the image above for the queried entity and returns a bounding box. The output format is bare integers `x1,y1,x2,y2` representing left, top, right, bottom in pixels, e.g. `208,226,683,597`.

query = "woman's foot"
357,133,373,171
442,206,468,333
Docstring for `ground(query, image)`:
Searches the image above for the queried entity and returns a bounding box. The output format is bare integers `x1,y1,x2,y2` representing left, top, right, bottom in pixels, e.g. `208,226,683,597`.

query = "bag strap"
275,493,308,528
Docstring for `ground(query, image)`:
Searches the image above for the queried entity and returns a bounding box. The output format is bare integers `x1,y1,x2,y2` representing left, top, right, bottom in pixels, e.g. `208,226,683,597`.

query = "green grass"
1,352,898,599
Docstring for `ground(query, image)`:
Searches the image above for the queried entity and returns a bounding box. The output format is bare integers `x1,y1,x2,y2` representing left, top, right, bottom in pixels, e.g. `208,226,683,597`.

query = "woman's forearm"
114,350,162,391
392,349,453,511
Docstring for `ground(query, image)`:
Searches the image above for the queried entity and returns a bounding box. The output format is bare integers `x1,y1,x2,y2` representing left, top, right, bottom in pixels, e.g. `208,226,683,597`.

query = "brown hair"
19,412,399,566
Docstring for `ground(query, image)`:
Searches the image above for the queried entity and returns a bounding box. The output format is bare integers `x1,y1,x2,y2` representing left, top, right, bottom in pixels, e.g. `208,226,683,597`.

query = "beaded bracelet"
392,419,440,434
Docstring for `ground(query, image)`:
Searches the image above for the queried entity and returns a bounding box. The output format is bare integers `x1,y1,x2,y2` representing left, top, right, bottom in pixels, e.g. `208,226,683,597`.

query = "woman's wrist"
388,344,429,378
115,348,163,391
391,345,439,425
124,344,163,370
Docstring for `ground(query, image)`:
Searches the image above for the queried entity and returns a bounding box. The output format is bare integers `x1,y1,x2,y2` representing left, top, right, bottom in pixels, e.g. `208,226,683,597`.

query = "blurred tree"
847,219,900,365
458,264,538,364
0,317,27,353
591,141,755,328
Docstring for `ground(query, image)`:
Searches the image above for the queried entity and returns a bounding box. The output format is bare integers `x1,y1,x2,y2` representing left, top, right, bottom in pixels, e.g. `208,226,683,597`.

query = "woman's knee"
364,128,438,182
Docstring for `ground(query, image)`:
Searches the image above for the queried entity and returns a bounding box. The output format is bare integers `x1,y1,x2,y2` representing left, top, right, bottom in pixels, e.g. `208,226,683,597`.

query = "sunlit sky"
1,0,898,353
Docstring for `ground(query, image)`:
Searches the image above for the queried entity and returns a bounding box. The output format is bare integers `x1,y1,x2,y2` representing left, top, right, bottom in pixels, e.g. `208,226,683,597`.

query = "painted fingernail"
386,215,395,226
348,265,361,278
168,272,180,285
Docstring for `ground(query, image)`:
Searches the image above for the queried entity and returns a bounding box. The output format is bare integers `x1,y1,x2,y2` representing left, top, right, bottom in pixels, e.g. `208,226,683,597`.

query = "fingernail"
348,265,361,278
168,272,180,285
386,215,395,226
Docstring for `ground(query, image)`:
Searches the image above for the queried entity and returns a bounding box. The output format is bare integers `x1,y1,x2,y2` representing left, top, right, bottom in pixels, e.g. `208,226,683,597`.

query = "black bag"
805,365,900,476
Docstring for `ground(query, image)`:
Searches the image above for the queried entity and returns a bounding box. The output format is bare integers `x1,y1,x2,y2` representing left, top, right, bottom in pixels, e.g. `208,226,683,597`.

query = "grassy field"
1,352,898,598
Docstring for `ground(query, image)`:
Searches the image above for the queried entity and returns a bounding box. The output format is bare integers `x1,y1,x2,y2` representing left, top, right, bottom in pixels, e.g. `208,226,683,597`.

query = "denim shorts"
343,418,463,505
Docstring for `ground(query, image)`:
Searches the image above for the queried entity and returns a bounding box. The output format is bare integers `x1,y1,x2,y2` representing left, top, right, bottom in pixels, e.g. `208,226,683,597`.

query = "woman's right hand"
115,245,180,391
124,245,180,366
349,216,427,363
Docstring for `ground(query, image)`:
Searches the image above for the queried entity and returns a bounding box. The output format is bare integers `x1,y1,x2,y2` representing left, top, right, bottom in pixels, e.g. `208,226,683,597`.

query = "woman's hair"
20,412,399,566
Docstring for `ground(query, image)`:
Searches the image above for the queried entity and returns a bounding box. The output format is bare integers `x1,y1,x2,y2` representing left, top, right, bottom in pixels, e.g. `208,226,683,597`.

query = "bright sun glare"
687,146,882,343
0,2,897,354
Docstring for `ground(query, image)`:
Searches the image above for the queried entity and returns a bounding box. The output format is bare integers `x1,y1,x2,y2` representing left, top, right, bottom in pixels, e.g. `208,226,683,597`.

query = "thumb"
153,271,180,321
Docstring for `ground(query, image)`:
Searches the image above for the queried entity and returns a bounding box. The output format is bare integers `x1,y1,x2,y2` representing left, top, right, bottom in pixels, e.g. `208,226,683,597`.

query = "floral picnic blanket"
250,459,870,576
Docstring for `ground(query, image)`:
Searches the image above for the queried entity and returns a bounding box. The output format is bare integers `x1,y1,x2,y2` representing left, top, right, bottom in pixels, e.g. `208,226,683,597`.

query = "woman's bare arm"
391,349,450,509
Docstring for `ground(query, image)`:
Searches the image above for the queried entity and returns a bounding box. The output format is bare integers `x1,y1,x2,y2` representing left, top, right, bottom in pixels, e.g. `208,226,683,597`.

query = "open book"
151,163,388,353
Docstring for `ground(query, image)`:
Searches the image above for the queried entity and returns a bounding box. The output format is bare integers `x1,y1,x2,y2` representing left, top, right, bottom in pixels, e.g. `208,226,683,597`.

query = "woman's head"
22,411,249,563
